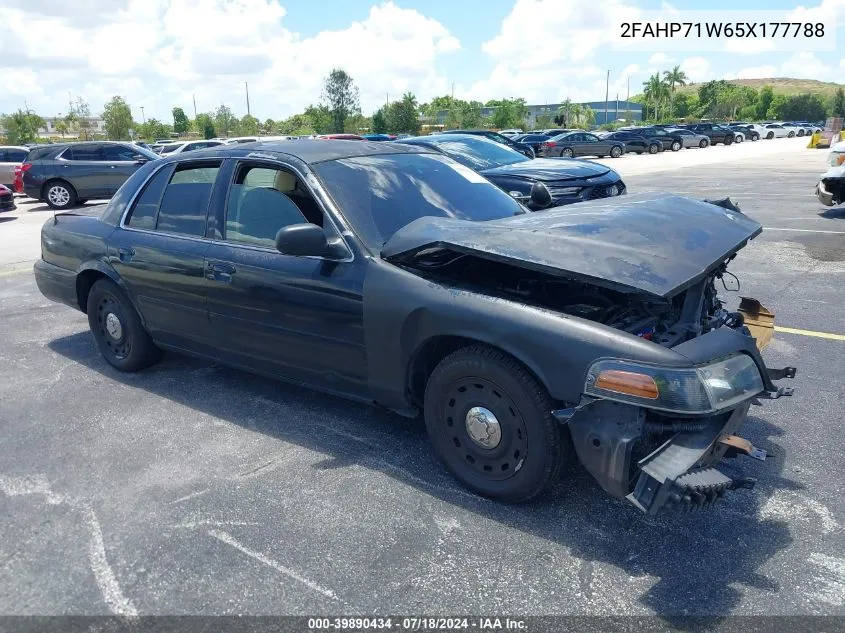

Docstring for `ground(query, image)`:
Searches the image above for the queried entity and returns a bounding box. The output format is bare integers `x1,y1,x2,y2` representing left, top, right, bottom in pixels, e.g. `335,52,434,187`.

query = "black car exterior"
400,134,625,208
634,127,685,152
599,131,662,154
538,132,625,159
22,141,159,210
0,184,15,212
440,129,535,158
33,141,794,514
682,123,734,145
512,133,551,154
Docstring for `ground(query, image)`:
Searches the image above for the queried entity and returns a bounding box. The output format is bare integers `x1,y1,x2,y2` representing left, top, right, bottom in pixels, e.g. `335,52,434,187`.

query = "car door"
103,144,146,194
58,144,113,198
203,158,368,397
581,133,603,156
108,159,218,351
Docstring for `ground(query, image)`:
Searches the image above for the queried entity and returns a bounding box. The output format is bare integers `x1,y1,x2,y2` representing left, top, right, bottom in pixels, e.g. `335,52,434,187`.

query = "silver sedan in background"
665,127,710,148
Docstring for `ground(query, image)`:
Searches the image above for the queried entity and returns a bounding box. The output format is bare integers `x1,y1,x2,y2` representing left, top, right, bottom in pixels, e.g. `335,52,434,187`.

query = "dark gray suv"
22,141,158,210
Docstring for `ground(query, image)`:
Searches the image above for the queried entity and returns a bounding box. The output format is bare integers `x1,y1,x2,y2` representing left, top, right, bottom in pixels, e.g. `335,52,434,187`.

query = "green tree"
459,100,485,128
663,65,688,119
534,112,554,129
102,96,134,140
68,97,93,140
172,107,189,134
385,92,421,134
643,73,669,120
766,94,788,119
756,86,774,120
831,87,845,119
0,110,45,144
195,113,216,139
371,108,388,134
214,104,235,137
278,113,317,135
139,118,171,140
240,114,260,135
488,98,528,129
778,93,827,122
263,118,276,135
321,68,360,133
54,119,69,138
304,104,333,134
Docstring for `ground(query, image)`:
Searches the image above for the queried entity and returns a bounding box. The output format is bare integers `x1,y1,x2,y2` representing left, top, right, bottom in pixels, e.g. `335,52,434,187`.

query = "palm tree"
643,73,669,121
663,65,688,120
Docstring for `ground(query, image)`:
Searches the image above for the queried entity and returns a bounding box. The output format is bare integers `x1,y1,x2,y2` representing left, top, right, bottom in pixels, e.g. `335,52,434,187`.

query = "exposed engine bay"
411,251,745,349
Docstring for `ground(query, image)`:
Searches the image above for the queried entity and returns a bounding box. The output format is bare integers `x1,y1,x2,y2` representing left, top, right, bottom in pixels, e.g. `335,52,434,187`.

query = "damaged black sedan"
33,140,794,514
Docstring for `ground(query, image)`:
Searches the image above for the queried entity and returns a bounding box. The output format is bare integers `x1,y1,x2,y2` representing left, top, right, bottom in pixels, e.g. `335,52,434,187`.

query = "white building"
38,116,106,139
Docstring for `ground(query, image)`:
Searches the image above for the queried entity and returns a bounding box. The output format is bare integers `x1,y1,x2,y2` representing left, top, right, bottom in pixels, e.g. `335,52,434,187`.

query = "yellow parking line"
0,267,31,278
775,326,845,341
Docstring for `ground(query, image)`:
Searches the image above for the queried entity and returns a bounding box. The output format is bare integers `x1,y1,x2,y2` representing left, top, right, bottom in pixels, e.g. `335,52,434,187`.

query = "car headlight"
584,354,764,414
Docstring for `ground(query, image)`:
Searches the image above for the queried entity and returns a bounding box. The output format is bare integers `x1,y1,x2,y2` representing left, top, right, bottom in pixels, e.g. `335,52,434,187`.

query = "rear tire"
766,132,774,139
751,133,759,141
610,145,622,158
561,147,574,158
423,345,567,502
44,180,77,210
797,130,804,137
735,135,743,143
670,140,681,151
724,136,733,145
648,143,659,154
86,279,162,372
788,131,795,137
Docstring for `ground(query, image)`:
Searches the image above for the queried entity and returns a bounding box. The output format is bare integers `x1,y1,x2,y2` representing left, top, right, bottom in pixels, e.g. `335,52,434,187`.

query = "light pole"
140,106,146,124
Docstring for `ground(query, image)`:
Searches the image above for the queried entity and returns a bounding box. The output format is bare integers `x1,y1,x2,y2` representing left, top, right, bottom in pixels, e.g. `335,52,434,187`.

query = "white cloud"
0,0,460,119
648,53,675,65
468,0,643,104
680,57,712,82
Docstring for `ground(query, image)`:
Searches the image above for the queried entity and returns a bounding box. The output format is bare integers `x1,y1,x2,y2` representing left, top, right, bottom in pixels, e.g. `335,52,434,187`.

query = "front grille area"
586,180,625,200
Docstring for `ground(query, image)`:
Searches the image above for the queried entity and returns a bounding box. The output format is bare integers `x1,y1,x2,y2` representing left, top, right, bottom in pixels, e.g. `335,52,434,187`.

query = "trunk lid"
382,192,762,299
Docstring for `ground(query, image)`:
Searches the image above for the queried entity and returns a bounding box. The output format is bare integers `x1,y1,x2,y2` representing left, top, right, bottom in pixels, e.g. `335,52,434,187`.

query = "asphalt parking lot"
1,138,844,619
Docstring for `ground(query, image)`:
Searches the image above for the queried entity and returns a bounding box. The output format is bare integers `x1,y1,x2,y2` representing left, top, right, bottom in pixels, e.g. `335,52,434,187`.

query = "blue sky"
1,0,843,120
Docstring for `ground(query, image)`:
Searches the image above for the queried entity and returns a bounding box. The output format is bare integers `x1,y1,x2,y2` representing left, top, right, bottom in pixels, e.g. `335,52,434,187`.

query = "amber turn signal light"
594,370,659,399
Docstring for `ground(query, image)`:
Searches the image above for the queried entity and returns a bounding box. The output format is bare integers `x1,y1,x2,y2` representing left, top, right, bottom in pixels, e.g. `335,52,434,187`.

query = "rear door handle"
118,247,135,262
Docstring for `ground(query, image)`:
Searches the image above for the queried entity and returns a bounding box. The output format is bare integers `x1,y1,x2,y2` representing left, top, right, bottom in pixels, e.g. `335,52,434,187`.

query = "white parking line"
764,227,845,234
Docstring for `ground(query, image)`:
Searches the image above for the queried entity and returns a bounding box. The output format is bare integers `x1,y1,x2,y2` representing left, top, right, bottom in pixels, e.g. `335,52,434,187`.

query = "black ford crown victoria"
34,141,795,513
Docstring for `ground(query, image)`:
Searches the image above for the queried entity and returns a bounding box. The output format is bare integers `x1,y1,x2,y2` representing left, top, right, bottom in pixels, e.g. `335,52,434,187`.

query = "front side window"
315,153,525,251
224,164,316,249
104,144,142,162
153,163,220,236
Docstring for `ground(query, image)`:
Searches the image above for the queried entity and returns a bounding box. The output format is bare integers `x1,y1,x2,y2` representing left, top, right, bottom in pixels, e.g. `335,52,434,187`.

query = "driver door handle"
206,261,236,282
118,247,135,262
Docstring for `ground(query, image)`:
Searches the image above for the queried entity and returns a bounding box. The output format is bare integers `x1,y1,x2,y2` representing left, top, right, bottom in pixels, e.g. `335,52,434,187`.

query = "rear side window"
66,145,106,161
156,163,220,236
126,166,172,230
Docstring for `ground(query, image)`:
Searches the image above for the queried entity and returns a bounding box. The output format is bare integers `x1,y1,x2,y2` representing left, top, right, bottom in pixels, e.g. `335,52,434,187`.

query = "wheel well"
76,270,109,313
406,336,549,407
41,178,75,199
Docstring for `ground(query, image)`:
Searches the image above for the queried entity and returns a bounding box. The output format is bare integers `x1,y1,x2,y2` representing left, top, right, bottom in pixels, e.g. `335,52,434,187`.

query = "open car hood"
382,192,762,299
480,158,610,181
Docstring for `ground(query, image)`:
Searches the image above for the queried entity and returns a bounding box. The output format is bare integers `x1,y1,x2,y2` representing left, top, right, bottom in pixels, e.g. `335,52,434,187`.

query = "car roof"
159,139,435,165
0,145,30,151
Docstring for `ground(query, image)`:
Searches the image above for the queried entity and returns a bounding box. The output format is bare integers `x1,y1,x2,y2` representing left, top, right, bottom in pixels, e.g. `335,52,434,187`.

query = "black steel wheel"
87,279,162,372
423,345,567,502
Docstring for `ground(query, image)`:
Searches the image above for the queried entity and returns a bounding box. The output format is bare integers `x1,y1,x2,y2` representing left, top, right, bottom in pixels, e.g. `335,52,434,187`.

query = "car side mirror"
529,181,553,208
275,223,331,257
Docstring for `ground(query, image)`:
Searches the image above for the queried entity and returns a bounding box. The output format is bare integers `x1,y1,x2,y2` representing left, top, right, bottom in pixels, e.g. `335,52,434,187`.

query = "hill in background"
645,77,844,100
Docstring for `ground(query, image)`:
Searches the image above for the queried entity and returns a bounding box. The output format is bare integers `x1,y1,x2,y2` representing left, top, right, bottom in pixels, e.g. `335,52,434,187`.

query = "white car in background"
761,123,790,139
775,122,799,137
157,139,225,156
222,136,260,145
499,129,523,137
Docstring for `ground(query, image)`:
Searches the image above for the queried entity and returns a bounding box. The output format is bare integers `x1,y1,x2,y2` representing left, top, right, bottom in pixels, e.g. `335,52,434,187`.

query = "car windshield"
412,136,528,171
314,152,525,250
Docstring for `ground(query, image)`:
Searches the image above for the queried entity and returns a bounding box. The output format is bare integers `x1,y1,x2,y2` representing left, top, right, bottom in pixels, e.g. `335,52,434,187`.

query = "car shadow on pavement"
49,332,795,624
818,206,845,219
0,216,16,223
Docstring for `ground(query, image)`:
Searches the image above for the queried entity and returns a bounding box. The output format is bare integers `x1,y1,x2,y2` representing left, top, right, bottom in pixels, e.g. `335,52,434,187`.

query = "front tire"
87,279,162,372
751,133,760,141
610,145,622,158
766,132,774,139
699,139,708,148
735,135,743,143
788,131,795,137
724,136,733,145
423,345,567,502
670,140,681,151
648,143,660,154
44,180,77,210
